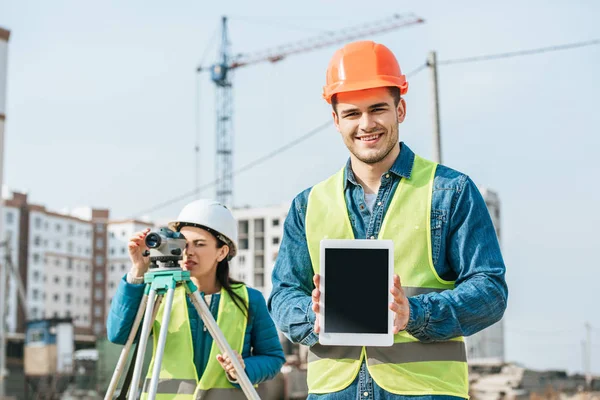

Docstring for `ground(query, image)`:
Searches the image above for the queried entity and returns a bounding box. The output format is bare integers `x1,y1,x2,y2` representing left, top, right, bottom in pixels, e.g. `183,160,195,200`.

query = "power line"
438,38,600,66
135,120,332,217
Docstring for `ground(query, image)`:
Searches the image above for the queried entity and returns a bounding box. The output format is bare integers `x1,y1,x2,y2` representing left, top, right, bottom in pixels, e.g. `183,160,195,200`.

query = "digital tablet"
319,239,394,347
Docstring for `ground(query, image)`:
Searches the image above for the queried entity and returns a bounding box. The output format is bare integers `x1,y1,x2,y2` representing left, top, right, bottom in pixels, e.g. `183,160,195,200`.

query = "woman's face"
179,226,229,280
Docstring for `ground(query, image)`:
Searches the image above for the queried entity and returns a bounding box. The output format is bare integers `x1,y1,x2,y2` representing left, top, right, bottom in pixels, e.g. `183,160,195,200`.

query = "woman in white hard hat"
107,199,285,399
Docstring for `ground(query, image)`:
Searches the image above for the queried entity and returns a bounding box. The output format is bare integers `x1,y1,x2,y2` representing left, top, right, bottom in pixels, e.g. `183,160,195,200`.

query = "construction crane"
197,13,425,206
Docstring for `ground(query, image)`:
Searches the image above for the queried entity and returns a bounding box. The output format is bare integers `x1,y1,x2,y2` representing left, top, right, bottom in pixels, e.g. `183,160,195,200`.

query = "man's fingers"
313,274,320,288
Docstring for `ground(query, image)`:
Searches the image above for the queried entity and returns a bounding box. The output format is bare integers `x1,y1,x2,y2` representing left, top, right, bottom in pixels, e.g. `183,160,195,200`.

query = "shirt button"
385,173,390,178
360,204,365,210
370,236,375,240
377,201,382,206
364,392,369,397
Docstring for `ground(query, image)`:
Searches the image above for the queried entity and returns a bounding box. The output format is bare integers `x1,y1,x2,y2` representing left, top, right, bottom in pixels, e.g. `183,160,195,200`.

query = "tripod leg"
128,288,158,400
187,289,261,400
105,294,149,400
146,287,176,400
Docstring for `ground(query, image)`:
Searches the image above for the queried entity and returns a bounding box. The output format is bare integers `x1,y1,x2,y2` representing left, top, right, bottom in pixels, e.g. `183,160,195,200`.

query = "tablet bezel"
318,239,394,347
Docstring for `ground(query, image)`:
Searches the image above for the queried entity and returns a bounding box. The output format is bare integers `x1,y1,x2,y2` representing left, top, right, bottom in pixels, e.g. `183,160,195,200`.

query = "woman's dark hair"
215,239,249,319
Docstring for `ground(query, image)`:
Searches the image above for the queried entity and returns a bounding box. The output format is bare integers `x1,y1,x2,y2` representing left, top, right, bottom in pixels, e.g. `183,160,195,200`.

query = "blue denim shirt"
267,142,508,399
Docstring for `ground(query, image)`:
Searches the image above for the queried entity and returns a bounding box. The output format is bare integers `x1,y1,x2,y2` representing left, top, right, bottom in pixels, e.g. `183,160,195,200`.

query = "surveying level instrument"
104,228,260,400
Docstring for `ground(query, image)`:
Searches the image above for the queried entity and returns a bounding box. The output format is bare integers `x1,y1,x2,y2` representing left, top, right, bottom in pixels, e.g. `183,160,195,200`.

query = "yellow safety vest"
141,284,249,400
305,154,469,398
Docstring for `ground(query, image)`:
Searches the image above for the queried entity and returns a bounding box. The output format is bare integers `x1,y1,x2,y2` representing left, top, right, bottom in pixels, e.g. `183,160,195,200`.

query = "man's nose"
359,113,377,132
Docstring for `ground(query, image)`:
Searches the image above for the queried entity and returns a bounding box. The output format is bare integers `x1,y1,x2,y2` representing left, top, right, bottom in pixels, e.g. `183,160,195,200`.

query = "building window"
54,276,60,284
66,294,72,304
239,238,249,250
110,248,115,255
31,307,38,319
33,271,40,282
85,281,89,288
238,220,249,235
121,264,126,272
33,253,40,263
96,238,104,249
53,294,60,301
254,272,264,287
84,298,89,305
69,224,75,235
94,305,102,317
255,237,264,251
95,255,104,266
272,237,280,245
121,247,126,255
109,281,115,289
110,264,115,272
122,231,127,237
34,236,41,246
238,255,245,264
110,232,115,238
255,255,264,270
56,223,61,232
95,271,104,283
95,223,105,234
55,259,60,266
95,289,103,300
66,276,73,287
6,212,14,224
55,241,61,249
67,258,73,270
93,322,103,335
34,217,42,229
67,242,73,252
254,219,264,234
32,289,39,300
272,218,280,227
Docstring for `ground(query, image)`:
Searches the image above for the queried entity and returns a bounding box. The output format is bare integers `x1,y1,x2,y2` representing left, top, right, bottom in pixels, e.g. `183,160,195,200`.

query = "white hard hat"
168,199,238,259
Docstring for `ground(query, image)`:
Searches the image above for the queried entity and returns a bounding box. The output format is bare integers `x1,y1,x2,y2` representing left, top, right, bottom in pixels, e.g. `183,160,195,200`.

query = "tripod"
104,263,260,400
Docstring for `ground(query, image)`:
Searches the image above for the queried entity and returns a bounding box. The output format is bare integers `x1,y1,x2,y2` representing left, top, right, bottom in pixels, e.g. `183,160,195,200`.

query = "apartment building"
0,190,153,338
230,204,289,298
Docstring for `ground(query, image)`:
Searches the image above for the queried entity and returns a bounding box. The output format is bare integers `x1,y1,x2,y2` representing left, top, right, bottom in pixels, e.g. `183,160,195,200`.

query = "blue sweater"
107,275,286,385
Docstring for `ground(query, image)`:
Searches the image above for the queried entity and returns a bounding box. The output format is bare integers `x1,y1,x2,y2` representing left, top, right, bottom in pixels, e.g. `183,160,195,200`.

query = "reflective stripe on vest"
305,154,469,397
140,284,249,400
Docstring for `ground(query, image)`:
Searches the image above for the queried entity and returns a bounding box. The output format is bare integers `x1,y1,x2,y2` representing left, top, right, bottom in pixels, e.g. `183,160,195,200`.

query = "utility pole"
585,322,592,389
427,51,442,164
0,26,11,399
0,245,6,398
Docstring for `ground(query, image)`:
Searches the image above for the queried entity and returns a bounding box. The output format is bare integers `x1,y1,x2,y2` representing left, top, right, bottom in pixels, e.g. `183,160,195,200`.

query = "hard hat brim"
323,76,408,104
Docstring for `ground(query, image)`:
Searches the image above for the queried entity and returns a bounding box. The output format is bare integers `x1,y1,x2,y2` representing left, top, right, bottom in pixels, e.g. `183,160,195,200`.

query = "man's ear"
332,110,341,132
397,98,407,124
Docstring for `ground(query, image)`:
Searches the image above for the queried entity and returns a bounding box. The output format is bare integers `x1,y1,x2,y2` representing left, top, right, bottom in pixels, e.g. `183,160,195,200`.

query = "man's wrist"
405,297,426,333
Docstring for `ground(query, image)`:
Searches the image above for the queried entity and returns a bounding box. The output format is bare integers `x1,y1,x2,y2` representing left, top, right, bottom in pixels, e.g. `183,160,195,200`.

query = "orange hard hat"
322,41,408,104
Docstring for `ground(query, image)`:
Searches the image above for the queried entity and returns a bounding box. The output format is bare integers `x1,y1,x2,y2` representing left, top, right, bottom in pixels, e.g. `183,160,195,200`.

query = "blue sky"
1,0,599,374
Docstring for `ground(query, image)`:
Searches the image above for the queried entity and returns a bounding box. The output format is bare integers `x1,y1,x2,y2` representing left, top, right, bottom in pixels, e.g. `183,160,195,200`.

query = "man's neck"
351,144,400,195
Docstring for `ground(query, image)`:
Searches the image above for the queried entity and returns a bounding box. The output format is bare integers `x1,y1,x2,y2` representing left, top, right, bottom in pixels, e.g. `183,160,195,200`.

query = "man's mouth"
357,133,384,142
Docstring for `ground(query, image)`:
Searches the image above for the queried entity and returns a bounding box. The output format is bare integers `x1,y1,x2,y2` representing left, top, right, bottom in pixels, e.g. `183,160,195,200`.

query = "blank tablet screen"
324,248,389,334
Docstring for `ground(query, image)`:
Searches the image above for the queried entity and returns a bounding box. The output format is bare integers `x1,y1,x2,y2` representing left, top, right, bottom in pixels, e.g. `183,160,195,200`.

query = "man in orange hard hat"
269,41,508,399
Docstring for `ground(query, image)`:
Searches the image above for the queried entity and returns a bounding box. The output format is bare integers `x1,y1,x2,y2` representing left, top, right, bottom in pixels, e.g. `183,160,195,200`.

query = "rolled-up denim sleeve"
267,190,319,347
406,176,508,342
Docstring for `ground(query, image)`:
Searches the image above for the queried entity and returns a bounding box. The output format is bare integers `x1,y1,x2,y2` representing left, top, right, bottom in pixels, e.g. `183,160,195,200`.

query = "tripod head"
142,227,186,269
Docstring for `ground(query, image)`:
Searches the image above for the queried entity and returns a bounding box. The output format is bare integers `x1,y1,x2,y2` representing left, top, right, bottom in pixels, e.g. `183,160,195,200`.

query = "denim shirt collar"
344,142,415,190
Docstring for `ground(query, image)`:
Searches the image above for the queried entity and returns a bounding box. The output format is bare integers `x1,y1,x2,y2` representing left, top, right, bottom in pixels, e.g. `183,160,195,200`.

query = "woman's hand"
128,228,151,277
216,351,245,381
